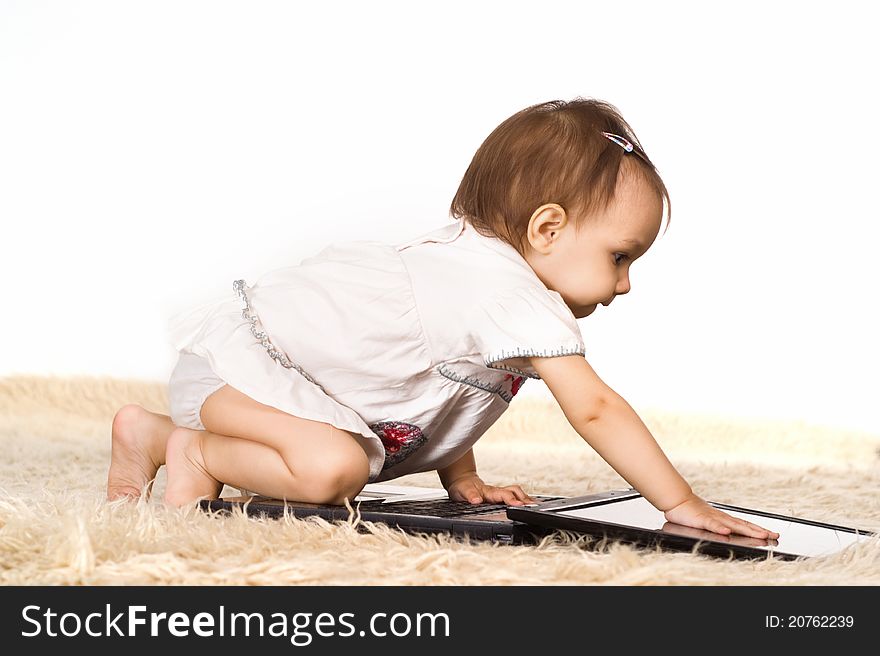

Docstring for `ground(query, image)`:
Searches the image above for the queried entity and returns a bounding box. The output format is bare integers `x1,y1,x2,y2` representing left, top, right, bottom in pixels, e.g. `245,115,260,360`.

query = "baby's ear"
526,204,568,253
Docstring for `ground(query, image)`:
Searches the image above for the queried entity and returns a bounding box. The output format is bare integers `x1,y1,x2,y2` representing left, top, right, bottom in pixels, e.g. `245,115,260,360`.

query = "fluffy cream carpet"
1,375,879,585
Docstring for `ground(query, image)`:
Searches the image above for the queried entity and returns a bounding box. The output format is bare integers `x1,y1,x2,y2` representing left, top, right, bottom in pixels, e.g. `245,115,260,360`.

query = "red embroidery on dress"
369,420,427,470
504,373,524,396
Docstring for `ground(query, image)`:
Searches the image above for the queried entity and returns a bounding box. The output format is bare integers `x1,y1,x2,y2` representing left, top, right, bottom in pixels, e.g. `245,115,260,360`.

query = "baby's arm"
529,355,779,539
437,449,535,506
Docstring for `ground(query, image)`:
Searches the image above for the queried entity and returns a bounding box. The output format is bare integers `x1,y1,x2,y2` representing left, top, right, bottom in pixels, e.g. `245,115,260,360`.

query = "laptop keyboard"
357,497,564,518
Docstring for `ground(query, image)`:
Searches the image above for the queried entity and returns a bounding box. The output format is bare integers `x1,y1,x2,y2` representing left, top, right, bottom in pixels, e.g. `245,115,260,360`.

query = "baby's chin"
573,303,598,319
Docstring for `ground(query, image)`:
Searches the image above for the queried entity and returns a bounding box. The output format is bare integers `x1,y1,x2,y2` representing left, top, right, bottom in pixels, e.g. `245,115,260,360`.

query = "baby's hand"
446,474,536,506
663,494,780,539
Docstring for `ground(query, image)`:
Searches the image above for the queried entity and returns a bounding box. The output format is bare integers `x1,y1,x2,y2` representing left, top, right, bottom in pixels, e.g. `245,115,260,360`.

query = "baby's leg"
163,384,371,507
107,404,176,500
162,427,223,504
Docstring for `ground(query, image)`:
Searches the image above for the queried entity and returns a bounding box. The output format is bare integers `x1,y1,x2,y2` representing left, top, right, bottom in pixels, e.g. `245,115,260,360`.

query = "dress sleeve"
474,286,585,379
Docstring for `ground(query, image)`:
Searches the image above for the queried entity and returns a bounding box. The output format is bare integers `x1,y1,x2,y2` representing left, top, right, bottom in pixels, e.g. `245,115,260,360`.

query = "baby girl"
107,97,778,540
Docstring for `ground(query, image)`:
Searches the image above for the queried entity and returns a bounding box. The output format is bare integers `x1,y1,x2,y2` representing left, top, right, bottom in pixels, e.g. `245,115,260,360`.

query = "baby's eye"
614,253,629,265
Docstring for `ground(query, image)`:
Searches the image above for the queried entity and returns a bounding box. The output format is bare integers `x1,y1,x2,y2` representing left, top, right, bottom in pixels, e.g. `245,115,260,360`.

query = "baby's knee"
297,447,370,505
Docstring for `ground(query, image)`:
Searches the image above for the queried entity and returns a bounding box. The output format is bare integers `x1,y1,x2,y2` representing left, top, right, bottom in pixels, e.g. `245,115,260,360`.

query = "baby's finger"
505,485,535,503
719,514,771,538
729,518,779,539
704,517,732,535
453,482,483,504
500,489,526,506
750,522,780,539
485,488,523,506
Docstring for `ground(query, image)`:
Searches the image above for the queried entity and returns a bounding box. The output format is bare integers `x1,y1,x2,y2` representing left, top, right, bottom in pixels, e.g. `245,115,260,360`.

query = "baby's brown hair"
449,97,671,256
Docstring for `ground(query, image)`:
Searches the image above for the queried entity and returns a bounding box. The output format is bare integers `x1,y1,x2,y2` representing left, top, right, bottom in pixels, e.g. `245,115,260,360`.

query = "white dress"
166,218,586,483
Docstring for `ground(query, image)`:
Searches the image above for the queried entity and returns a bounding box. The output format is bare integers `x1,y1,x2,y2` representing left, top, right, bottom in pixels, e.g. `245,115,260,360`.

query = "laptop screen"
556,496,869,558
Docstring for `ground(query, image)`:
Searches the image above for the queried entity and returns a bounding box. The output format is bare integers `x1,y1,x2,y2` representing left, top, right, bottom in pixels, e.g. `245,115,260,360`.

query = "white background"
1,1,877,433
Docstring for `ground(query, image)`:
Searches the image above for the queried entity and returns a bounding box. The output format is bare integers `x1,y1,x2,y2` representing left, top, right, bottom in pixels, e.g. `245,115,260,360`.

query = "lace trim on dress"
232,279,327,392
484,345,586,379
437,363,519,403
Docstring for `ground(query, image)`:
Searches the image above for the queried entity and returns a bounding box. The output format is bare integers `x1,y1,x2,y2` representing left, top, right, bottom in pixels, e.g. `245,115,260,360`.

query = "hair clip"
601,131,634,153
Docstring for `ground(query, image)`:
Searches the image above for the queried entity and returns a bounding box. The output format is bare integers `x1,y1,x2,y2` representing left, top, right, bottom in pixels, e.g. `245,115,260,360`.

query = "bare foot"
164,427,222,507
107,404,175,500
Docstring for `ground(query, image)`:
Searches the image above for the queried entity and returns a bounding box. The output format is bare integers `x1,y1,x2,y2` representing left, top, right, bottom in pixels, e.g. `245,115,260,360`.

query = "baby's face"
523,162,663,319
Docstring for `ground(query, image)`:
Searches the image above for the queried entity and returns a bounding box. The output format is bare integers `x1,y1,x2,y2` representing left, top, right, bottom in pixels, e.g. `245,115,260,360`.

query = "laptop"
506,490,878,561
202,484,876,559
202,483,571,544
